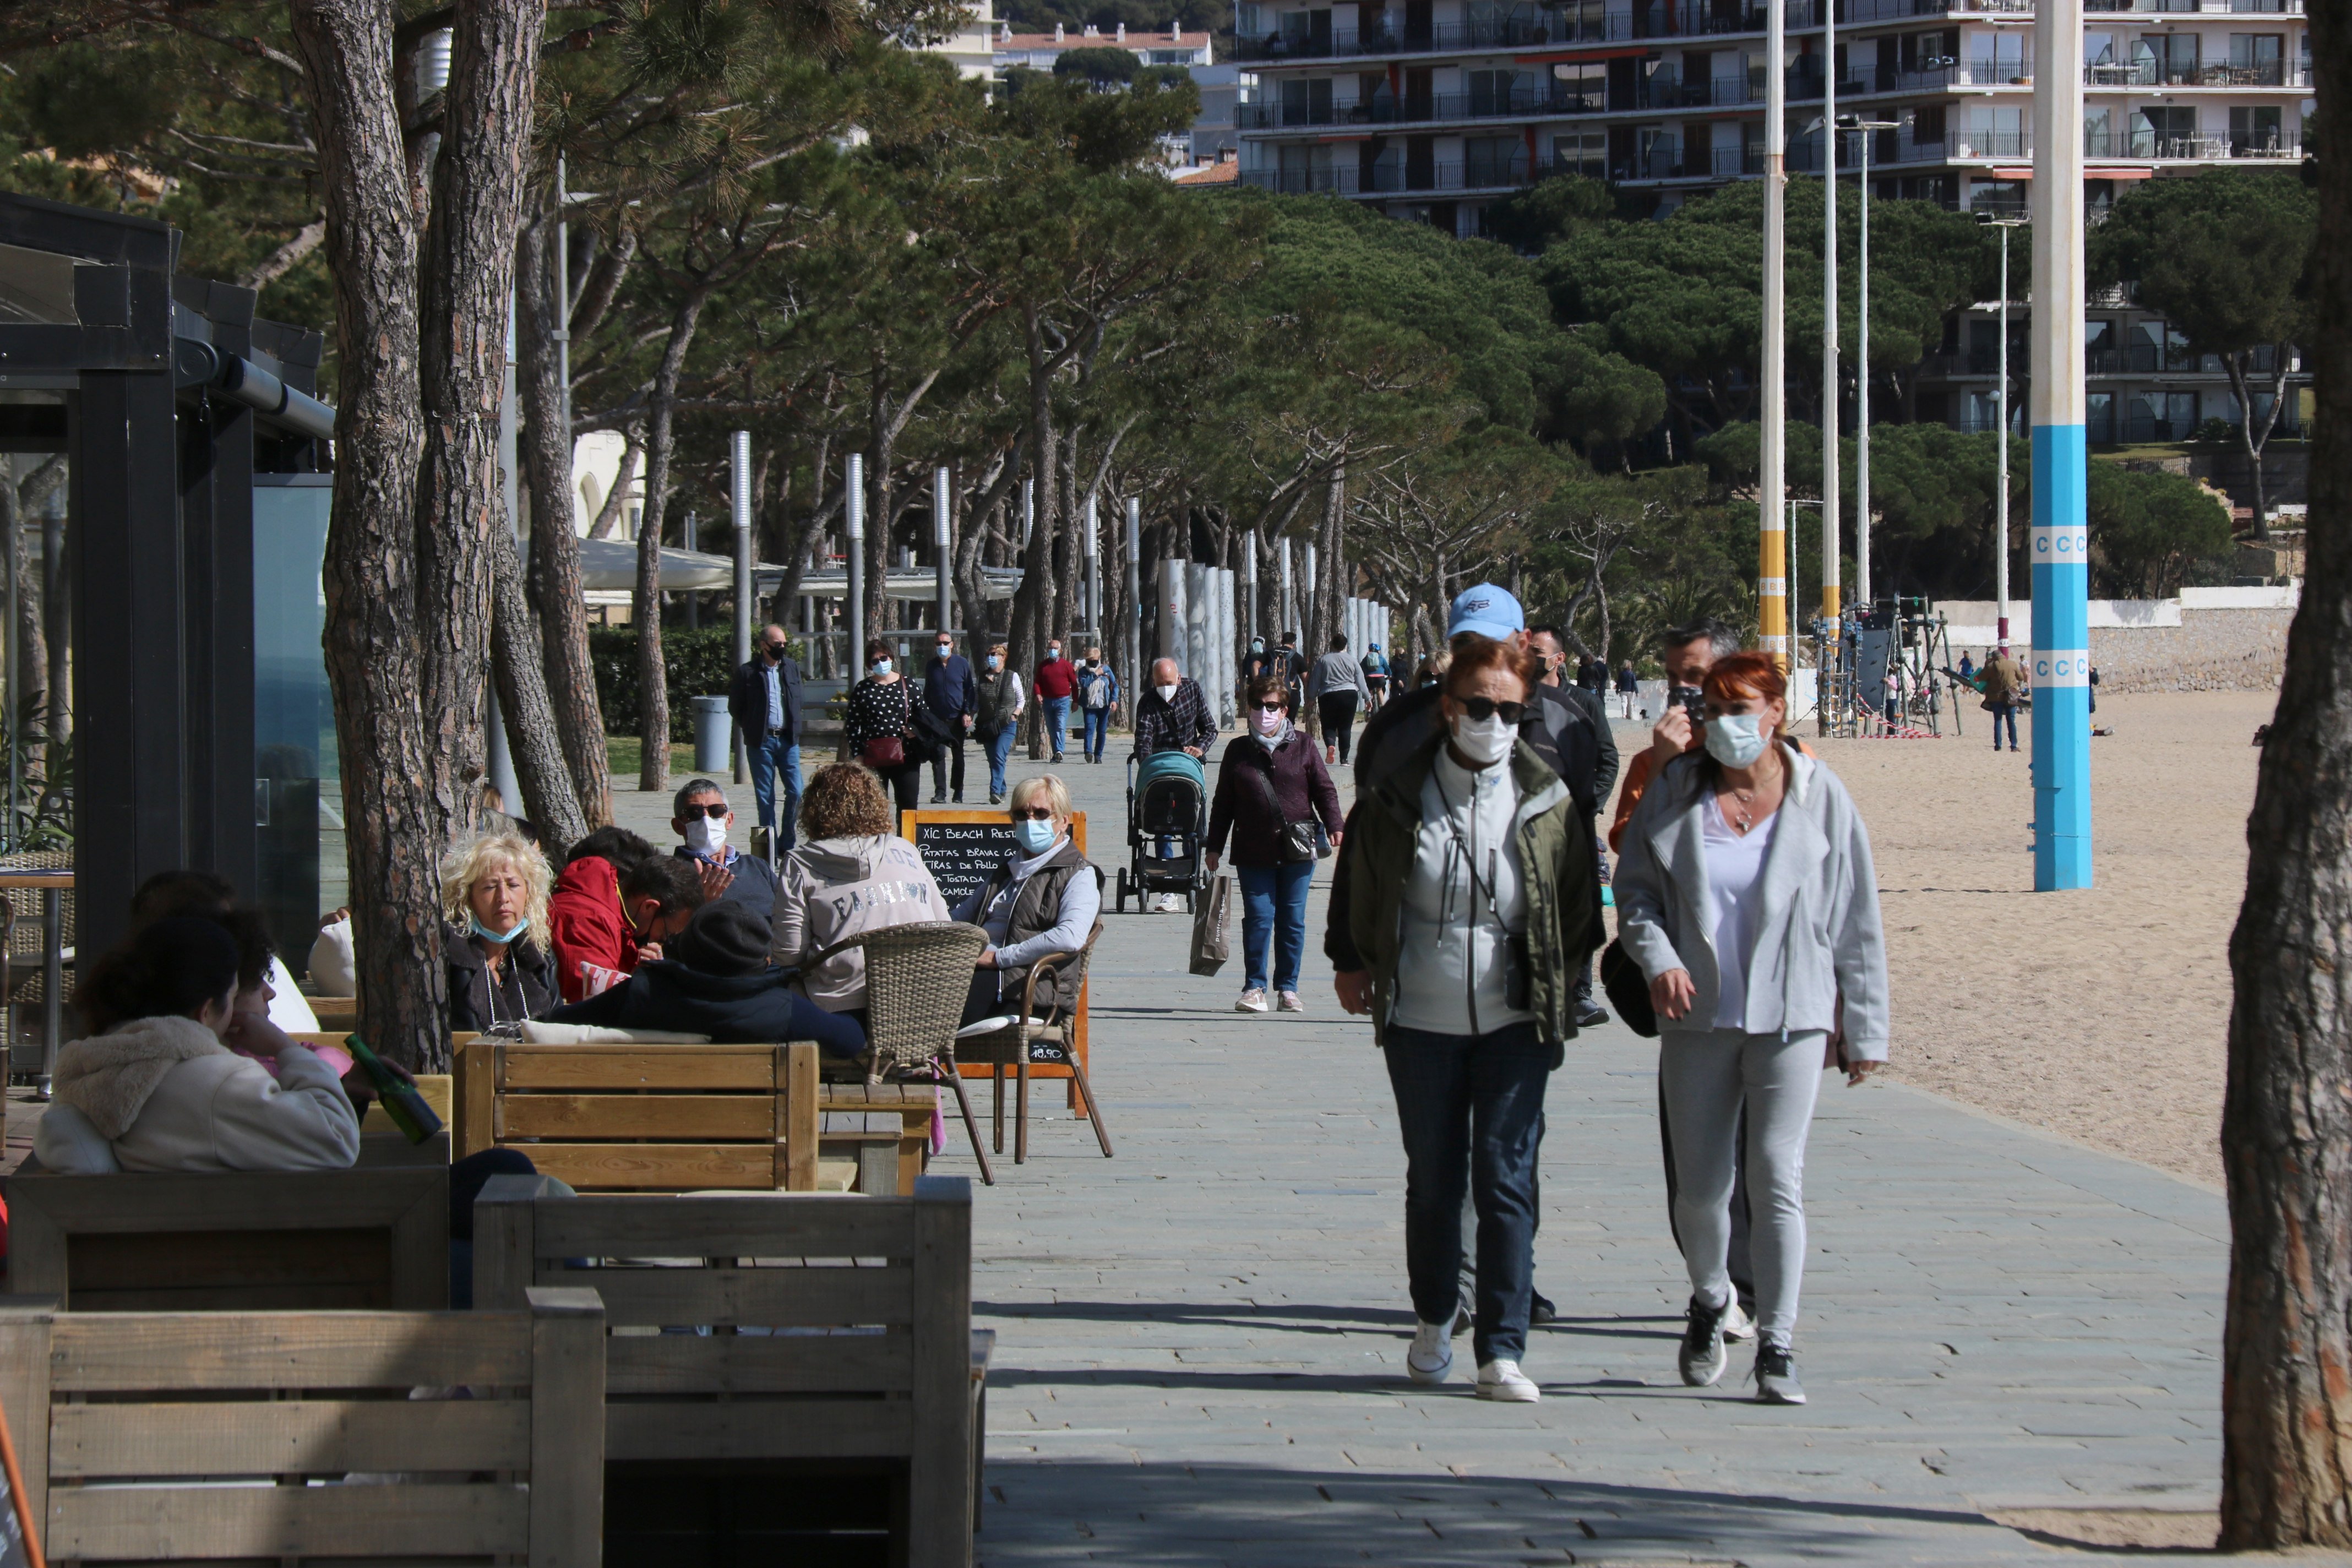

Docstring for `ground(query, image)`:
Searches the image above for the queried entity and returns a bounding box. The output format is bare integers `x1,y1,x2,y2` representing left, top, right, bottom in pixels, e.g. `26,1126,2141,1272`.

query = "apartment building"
995,22,1253,163
1232,0,2307,227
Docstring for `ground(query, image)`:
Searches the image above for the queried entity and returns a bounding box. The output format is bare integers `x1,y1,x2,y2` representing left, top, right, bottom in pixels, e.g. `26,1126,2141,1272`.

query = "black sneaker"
1752,1338,1805,1404
930,792,947,804
1529,1290,1557,1326
1679,1295,1729,1387
1575,1000,1610,1029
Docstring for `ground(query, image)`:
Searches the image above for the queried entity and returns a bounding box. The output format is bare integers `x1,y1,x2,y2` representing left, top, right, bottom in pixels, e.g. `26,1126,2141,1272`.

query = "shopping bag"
1189,874,1232,976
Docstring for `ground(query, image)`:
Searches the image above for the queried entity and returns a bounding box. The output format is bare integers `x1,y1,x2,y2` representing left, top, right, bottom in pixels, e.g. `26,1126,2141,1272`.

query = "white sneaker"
1407,1319,1453,1385
1276,990,1303,1012
1722,1300,1758,1343
1235,989,1268,1013
1476,1359,1541,1402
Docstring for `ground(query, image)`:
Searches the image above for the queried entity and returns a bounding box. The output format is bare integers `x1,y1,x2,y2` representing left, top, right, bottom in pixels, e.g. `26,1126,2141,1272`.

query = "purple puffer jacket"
1206,728,1345,867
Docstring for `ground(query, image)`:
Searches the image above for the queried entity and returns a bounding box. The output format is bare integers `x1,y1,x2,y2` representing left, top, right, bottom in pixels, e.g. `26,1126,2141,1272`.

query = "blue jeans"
985,727,1017,797
1383,1021,1551,1366
1990,703,2017,750
747,732,801,848
1042,695,1071,757
1082,707,1110,761
1235,861,1313,993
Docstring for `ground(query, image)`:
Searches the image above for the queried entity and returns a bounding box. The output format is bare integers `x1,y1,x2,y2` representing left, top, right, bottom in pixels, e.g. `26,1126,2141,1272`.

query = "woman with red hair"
1613,651,1888,1407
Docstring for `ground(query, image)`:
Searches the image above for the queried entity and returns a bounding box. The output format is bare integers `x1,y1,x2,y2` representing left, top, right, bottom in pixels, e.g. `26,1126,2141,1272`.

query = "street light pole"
1840,113,1898,613
1987,217,2025,650
1821,23,1838,637
1759,0,1789,672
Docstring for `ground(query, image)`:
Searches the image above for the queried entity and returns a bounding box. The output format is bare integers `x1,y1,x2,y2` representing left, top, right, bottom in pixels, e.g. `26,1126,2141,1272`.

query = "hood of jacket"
51,1015,230,1140
552,854,619,904
795,834,894,881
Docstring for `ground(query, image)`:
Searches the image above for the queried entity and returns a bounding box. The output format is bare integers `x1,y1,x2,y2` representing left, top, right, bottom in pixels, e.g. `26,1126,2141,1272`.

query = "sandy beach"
1611,687,2273,1190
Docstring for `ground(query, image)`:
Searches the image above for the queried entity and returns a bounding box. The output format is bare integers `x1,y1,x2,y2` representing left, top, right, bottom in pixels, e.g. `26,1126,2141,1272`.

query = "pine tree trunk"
288,0,446,1071
515,205,612,826
488,522,588,854
635,288,711,793
411,0,545,842
2221,4,2352,1540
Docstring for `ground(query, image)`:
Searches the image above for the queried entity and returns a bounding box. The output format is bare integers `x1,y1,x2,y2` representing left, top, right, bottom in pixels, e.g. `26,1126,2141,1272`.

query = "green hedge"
590,627,796,741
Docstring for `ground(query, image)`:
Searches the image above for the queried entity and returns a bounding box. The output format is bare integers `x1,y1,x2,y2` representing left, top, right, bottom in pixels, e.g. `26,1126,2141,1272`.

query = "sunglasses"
1455,696,1528,723
1255,701,1286,713
1009,807,1056,821
683,803,728,820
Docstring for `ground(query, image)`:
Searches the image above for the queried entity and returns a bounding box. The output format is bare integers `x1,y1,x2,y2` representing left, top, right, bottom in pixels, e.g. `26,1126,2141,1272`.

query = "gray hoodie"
771,834,949,1012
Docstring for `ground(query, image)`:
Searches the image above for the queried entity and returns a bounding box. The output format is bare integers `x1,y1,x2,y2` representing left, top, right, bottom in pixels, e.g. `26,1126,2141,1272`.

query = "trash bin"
692,695,732,775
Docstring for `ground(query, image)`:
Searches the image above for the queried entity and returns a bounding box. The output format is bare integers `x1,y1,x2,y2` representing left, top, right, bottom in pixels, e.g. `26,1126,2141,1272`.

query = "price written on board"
904,810,1088,915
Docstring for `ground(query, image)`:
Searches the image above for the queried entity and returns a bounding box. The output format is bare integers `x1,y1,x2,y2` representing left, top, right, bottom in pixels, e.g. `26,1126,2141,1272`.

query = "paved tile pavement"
618,736,2328,1567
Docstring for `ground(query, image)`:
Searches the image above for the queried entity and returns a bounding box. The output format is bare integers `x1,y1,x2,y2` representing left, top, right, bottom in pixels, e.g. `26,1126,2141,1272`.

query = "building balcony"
1231,1,1816,64
1843,0,2033,21
1240,156,1552,195
2086,0,2299,12
1239,86,1604,129
2083,128,2304,157
2086,59,2307,86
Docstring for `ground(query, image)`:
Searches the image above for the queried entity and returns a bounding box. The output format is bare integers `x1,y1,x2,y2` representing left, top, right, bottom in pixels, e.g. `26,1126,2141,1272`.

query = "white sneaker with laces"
1476,1359,1541,1402
1235,989,1269,1013
1722,1300,1758,1343
1276,990,1303,1012
1407,1320,1453,1385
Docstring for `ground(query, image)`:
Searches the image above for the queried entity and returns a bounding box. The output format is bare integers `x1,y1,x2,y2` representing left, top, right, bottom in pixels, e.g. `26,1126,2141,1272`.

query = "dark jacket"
974,667,1022,739
966,841,1097,1016
674,845,781,924
541,958,868,1059
924,652,978,722
729,654,803,744
1206,728,1345,867
444,923,560,1033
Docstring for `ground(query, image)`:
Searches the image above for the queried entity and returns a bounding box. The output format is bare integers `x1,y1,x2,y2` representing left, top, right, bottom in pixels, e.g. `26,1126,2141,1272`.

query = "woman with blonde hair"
951,774,1100,1027
440,831,559,1033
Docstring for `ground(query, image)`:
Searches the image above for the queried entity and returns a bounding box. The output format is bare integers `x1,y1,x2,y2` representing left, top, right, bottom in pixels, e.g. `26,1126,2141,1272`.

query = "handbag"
860,680,911,768
1600,938,1658,1038
1190,874,1233,976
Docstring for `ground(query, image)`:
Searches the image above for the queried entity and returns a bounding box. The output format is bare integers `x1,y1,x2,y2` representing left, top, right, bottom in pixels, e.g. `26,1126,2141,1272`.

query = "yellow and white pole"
1758,0,1789,671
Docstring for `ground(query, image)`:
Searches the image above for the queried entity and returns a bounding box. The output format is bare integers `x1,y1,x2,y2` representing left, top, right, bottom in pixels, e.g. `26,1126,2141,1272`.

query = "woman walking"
845,639,927,814
1308,633,1374,765
974,643,1025,805
1205,674,1344,1015
1613,651,1888,1405
1336,634,1602,1402
1077,647,1120,765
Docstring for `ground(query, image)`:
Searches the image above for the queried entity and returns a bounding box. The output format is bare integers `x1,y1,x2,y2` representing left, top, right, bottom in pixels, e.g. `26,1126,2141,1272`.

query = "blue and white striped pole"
2029,0,2090,889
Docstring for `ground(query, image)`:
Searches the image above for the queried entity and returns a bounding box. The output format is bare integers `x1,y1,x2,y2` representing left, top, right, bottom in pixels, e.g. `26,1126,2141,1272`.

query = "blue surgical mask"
471,915,529,944
1012,819,1057,854
987,655,1002,670
872,657,892,674
1706,712,1770,767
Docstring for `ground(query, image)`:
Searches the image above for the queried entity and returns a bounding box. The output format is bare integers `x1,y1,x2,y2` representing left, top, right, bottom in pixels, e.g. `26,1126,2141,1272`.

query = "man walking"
1034,636,1078,763
727,625,803,853
1308,633,1374,765
1134,657,1217,760
1615,660,1639,719
924,630,978,803
1980,644,2025,753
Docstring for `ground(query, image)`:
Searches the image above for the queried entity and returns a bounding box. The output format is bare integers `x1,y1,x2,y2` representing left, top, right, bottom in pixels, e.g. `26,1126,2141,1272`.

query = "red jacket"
546,857,638,1003
1033,656,1078,701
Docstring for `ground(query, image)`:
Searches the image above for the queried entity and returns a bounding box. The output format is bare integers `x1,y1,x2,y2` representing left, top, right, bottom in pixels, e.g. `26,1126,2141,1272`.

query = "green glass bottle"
343,1032,444,1145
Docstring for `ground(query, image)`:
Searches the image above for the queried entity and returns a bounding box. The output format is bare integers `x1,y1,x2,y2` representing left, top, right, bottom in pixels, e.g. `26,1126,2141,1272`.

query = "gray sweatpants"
1658,1027,1827,1343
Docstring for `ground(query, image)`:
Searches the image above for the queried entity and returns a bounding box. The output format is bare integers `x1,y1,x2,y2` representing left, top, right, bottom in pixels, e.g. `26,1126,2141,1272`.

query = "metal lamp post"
1758,0,1789,671
1838,113,1899,613
845,453,866,673
1984,216,2027,650
933,465,954,638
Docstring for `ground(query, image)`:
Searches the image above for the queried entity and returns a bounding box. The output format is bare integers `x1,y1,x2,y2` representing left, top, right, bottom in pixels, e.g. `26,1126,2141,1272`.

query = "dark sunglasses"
1254,700,1286,712
683,802,728,820
1455,696,1528,723
1009,806,1056,821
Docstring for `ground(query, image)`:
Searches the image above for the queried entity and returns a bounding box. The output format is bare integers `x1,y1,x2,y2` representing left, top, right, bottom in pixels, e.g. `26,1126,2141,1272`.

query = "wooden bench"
0,1288,606,1566
456,1039,933,1195
4,1145,451,1310
476,1172,986,1568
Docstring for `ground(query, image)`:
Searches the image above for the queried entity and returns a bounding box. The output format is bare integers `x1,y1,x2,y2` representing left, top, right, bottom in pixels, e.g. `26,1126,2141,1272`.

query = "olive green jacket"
1342,734,1603,1053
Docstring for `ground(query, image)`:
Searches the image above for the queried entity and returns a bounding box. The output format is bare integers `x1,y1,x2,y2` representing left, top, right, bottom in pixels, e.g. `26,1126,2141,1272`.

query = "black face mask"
1085,658,1098,668
763,645,787,662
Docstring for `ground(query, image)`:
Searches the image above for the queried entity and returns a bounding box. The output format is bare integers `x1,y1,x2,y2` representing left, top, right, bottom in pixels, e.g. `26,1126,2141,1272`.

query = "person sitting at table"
771,762,950,1016
672,777,781,923
442,830,559,1034
541,902,867,1059
34,917,361,1174
130,870,320,1032
950,774,1100,1028
547,828,710,1001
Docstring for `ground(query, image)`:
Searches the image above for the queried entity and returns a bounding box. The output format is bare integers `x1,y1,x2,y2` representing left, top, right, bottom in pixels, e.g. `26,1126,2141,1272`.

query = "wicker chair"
0,850,73,1080
807,919,997,1185
951,918,1114,1166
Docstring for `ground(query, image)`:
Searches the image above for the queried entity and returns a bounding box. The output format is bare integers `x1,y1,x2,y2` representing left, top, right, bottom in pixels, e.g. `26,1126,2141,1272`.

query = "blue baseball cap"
1446,583,1525,641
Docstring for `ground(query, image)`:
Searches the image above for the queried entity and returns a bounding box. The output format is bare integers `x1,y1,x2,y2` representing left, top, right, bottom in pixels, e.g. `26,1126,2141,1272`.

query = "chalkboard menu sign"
900,809,1091,916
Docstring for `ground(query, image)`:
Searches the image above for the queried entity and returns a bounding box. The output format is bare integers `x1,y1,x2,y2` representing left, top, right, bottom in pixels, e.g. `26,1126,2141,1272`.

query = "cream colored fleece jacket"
36,1015,361,1174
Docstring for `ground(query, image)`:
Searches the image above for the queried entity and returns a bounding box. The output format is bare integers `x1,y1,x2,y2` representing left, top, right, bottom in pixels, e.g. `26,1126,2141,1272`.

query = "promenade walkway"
624,735,2316,1566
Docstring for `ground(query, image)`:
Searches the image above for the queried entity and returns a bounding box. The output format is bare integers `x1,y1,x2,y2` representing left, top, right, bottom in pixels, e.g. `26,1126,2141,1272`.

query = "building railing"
1232,1,1817,62
1239,85,1602,128
1240,156,1560,195
2087,59,2306,86
2088,0,2299,11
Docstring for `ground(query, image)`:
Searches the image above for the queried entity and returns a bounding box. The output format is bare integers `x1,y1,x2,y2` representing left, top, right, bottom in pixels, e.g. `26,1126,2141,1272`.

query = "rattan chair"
951,918,1114,1166
808,919,997,1185
0,850,72,1079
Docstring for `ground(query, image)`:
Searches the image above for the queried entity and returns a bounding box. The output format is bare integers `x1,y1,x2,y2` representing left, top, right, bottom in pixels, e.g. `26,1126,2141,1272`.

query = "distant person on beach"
1957,651,1976,683
1980,646,2026,753
1614,652,1889,1407
1333,632,1602,1403
1616,661,1639,719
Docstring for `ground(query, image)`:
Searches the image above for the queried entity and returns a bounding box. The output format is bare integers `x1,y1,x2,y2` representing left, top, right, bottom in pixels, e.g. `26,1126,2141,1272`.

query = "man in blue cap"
1324,582,1618,1333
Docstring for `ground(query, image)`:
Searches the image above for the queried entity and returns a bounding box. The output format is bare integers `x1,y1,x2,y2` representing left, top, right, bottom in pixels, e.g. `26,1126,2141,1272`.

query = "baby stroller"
1114,749,1207,914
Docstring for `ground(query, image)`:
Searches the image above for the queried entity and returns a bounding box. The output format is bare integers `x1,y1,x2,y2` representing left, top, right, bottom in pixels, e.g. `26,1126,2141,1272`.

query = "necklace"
1720,756,1783,836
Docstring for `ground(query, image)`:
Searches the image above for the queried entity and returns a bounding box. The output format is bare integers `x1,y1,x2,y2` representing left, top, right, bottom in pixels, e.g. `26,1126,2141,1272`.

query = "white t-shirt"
1702,793,1780,1031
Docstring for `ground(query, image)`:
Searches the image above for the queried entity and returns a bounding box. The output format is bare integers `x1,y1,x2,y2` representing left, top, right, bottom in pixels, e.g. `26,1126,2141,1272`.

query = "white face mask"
1251,707,1284,737
685,815,727,855
1155,683,1178,704
1706,712,1770,767
1449,711,1515,767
